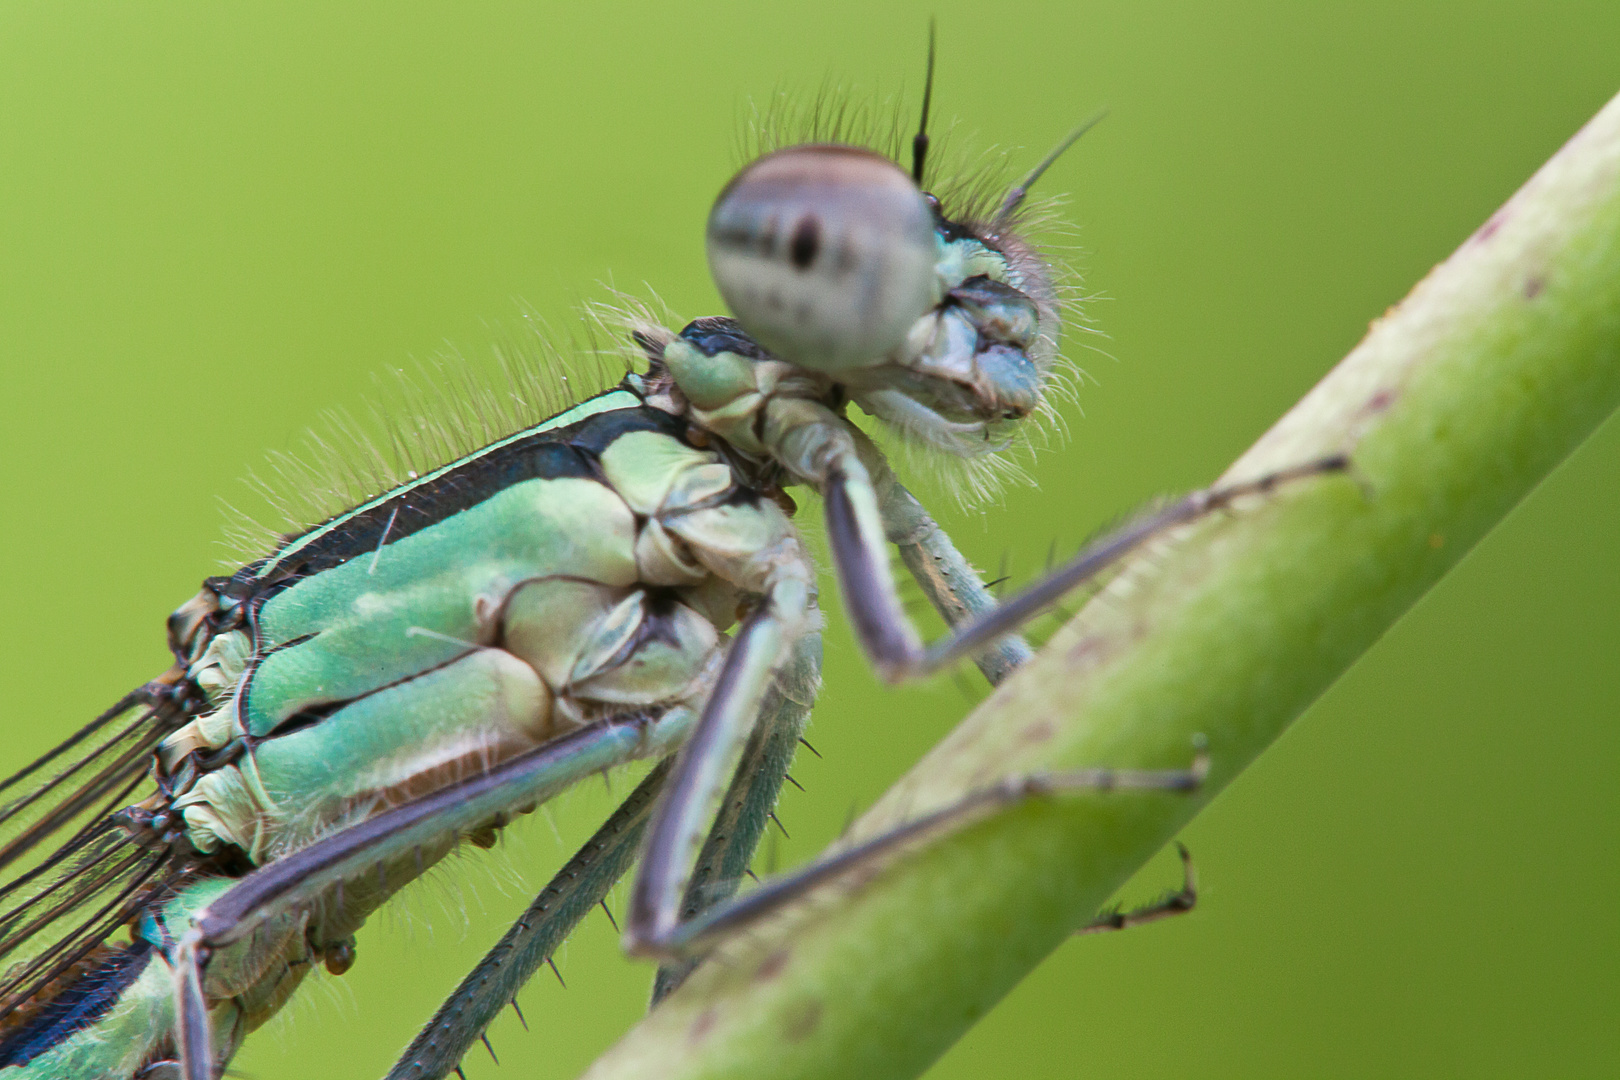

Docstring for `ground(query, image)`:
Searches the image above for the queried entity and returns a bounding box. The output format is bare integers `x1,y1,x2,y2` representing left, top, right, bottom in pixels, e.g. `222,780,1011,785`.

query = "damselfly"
0,45,1342,1080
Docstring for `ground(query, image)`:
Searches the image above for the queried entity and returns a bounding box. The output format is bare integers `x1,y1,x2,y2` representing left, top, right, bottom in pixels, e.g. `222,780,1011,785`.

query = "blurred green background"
2,2,1616,1077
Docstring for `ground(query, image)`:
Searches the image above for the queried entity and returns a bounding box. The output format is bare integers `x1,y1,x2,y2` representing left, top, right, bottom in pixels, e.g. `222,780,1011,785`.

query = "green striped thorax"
148,392,782,862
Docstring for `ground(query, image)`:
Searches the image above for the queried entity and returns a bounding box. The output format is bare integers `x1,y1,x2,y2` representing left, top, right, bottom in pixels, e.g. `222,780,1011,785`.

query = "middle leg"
171,705,700,1080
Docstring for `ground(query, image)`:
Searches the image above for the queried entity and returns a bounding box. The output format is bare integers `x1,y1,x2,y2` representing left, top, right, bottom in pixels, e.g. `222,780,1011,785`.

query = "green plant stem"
581,90,1620,1080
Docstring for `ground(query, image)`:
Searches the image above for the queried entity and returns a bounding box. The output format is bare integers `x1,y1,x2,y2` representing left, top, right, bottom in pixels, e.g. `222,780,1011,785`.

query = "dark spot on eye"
710,224,755,253
790,216,820,270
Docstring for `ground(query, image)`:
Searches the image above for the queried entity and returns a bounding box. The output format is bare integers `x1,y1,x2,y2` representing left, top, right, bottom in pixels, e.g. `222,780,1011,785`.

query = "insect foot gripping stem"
823,451,1353,685
1079,842,1199,935
614,742,1210,963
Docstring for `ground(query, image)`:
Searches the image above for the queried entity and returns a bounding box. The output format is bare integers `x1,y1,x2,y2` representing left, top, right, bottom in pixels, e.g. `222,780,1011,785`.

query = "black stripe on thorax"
229,395,692,598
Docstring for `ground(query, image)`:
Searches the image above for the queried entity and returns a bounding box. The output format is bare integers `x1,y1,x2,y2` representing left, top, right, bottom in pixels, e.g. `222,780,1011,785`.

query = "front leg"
762,397,1344,684
859,432,1034,686
829,448,1350,680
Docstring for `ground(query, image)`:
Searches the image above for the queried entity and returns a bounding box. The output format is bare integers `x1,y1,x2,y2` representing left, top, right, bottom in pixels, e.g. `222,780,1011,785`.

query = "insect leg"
764,399,1037,685
1077,842,1198,934
172,707,698,1080
623,575,815,960
634,750,1208,960
384,762,670,1080
828,454,1351,680
382,632,822,1079
651,631,820,1002
636,443,1042,985
857,433,1033,684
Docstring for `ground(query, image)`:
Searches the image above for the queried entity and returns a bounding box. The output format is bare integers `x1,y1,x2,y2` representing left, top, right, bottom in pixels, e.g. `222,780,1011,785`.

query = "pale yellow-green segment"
248,475,638,735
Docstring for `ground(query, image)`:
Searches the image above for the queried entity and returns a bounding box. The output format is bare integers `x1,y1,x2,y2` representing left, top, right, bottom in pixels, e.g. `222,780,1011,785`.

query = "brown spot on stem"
689,1007,718,1043
1363,388,1398,416
1021,719,1055,744
1066,636,1107,667
1474,210,1508,243
782,999,823,1042
754,948,791,982
1524,276,1545,298
1428,533,1445,549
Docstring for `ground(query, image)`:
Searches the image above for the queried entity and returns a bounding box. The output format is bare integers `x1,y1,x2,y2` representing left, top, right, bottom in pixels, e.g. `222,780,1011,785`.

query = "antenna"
995,108,1108,224
910,19,937,185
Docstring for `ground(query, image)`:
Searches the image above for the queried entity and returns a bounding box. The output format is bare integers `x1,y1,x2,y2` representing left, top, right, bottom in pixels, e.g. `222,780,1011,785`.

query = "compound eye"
706,145,939,372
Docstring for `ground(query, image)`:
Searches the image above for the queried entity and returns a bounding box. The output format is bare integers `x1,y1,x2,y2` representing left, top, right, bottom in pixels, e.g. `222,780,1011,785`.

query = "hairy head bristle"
741,85,1016,228
581,288,684,365
738,84,1097,507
